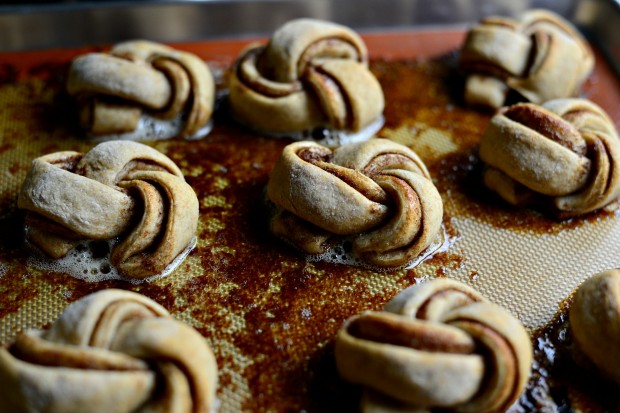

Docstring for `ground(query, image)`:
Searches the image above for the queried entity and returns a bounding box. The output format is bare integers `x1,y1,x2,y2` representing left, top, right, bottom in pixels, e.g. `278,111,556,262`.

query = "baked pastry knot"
67,40,215,138
460,9,593,109
266,139,443,267
228,18,385,135
17,140,199,279
570,269,620,386
335,279,532,412
0,289,218,413
479,98,620,216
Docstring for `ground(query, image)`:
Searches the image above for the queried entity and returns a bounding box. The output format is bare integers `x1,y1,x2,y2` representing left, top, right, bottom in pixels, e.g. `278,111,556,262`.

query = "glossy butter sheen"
0,31,619,412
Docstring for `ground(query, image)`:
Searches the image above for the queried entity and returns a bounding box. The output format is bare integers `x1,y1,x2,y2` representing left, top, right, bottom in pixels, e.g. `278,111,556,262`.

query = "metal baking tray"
0,0,618,69
1,0,620,412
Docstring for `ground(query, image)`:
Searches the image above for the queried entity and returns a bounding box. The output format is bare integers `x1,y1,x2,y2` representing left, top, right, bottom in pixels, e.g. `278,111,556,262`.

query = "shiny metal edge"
0,0,618,70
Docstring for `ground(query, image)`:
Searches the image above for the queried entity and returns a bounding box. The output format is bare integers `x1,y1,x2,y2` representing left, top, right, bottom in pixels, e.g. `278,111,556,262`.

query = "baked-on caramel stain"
512,297,620,412
0,31,619,412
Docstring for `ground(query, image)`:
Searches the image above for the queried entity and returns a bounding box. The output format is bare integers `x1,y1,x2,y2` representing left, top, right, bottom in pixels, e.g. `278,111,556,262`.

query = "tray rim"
0,0,617,55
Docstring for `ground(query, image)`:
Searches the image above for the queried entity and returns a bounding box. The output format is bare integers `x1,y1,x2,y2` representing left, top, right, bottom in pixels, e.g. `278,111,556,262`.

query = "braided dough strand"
267,139,442,267
18,141,198,279
335,279,532,412
460,9,593,109
479,98,620,216
67,40,215,138
0,289,217,413
229,19,384,134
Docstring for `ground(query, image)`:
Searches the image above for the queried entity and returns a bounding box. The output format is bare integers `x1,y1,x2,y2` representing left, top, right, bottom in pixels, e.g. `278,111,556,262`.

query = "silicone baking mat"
0,30,619,411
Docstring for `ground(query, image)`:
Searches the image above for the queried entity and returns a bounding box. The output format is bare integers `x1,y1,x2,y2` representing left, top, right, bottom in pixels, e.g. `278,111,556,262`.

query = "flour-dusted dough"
18,140,199,279
460,9,593,109
266,139,442,267
67,40,215,138
229,19,384,134
479,98,620,216
335,279,532,412
570,269,620,386
0,289,218,413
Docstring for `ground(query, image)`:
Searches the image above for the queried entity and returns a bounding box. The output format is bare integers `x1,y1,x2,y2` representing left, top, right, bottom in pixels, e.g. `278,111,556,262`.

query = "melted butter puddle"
240,115,385,148
263,192,454,272
89,114,213,142
306,225,454,271
26,235,197,284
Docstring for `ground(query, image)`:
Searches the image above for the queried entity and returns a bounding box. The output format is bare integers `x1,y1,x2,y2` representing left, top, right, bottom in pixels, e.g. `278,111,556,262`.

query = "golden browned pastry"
335,279,532,412
266,139,442,268
479,98,620,217
17,140,198,279
0,289,218,413
570,269,620,385
67,40,215,139
460,9,593,109
228,18,384,135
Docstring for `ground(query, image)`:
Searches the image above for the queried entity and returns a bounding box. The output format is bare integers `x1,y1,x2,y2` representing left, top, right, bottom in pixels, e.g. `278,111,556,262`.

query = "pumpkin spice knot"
479,98,620,217
67,40,215,139
335,279,533,412
17,140,199,279
0,289,218,413
570,269,620,386
459,9,593,109
266,139,443,268
228,18,385,135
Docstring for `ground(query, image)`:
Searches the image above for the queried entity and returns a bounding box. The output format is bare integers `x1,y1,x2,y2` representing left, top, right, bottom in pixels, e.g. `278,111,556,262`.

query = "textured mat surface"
0,31,619,412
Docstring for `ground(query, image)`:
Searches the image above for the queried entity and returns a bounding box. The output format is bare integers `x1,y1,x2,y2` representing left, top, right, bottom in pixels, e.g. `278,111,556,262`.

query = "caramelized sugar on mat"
1,31,620,412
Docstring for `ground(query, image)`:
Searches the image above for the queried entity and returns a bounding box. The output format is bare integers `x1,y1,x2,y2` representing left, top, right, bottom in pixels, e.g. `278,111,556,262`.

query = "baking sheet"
0,0,615,52
1,1,620,412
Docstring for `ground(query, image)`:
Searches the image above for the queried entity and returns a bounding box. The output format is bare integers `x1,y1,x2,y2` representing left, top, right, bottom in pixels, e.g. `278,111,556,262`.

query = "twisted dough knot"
459,9,593,109
335,279,532,413
570,269,620,386
266,139,443,267
479,98,620,216
0,289,218,413
67,40,215,137
17,140,199,279
228,18,385,134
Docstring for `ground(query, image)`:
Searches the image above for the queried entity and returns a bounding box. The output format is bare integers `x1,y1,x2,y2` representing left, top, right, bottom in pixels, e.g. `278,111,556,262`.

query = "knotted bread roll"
460,9,593,109
266,139,442,267
67,40,215,138
479,98,620,216
570,269,620,386
335,279,532,412
18,140,199,279
0,289,218,413
229,18,384,134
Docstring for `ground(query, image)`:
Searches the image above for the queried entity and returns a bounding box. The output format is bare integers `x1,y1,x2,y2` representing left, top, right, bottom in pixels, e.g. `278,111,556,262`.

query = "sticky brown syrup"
509,297,620,412
0,35,618,412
